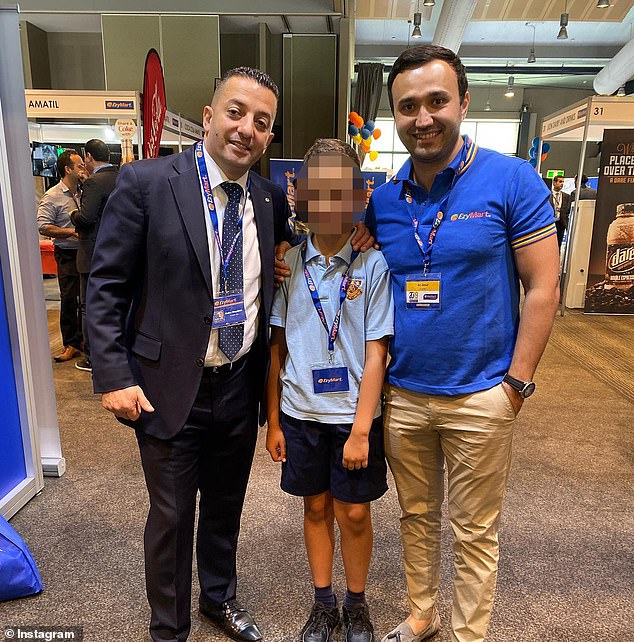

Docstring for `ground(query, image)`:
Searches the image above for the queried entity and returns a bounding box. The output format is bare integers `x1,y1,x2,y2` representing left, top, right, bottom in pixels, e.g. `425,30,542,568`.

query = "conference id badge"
405,273,442,310
212,290,247,329
312,364,350,394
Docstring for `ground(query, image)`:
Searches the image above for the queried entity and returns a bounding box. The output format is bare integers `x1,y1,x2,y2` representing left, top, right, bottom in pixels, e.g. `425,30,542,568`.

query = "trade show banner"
142,49,167,159
270,158,386,217
584,129,634,314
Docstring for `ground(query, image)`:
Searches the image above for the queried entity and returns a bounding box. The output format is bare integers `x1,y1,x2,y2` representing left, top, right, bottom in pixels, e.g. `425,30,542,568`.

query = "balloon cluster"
528,136,550,168
348,112,381,161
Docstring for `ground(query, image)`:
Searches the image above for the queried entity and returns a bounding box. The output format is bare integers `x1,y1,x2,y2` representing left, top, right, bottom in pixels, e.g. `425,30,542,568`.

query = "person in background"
570,174,597,202
37,150,85,362
549,175,571,246
266,139,393,642
70,139,118,373
365,44,560,642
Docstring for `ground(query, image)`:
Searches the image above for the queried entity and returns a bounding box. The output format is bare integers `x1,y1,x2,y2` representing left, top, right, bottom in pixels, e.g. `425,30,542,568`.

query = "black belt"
202,351,249,378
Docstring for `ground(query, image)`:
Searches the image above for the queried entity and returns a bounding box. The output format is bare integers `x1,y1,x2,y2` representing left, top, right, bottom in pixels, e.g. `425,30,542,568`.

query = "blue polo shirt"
270,235,394,423
365,137,556,396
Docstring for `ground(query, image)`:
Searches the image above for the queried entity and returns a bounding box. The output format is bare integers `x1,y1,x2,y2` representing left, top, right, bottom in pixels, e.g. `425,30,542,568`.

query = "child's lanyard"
195,140,250,290
404,137,478,275
301,242,360,363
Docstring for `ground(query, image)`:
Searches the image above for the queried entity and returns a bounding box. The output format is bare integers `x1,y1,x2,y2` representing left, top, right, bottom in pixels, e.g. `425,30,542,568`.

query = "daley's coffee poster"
584,129,634,314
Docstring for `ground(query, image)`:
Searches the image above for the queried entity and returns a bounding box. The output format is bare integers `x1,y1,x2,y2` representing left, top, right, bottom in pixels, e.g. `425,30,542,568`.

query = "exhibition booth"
540,95,634,313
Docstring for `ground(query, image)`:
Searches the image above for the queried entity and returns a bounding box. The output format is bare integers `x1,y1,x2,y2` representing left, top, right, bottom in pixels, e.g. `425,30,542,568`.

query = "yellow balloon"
353,134,362,144
369,150,379,161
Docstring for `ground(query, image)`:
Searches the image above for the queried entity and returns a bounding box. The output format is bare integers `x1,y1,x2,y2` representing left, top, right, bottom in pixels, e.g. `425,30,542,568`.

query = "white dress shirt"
197,146,261,366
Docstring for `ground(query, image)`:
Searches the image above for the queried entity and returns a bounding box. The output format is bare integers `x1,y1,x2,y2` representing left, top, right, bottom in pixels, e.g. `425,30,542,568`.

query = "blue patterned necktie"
218,181,244,360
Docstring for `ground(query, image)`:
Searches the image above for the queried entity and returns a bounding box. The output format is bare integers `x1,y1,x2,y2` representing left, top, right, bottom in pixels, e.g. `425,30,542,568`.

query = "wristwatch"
503,373,536,399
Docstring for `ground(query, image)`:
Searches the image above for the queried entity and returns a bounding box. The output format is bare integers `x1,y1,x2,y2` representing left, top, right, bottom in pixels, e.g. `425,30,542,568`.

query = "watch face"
522,382,536,398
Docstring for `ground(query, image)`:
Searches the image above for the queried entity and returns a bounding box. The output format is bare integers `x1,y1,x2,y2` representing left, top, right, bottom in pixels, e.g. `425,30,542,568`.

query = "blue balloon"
529,147,537,159
529,157,537,167
542,142,551,153
365,120,375,132
360,127,372,140
348,124,359,136
531,136,540,148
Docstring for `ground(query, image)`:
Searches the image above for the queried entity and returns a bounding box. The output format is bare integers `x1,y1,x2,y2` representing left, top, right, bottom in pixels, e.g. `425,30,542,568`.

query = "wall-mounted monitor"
31,142,59,178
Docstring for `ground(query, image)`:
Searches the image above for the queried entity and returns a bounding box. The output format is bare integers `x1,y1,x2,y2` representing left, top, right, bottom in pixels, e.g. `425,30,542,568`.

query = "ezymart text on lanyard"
195,140,250,330
302,242,359,394
404,137,478,311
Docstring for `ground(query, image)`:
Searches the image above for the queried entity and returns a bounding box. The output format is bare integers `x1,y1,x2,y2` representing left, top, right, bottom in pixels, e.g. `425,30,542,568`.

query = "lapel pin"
265,197,271,203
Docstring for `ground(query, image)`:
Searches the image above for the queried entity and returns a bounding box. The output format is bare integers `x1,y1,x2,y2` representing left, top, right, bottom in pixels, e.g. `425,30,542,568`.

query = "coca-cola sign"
142,49,166,159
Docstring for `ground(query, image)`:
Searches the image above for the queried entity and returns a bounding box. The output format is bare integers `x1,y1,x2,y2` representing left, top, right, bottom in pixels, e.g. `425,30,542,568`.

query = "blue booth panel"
0,261,26,498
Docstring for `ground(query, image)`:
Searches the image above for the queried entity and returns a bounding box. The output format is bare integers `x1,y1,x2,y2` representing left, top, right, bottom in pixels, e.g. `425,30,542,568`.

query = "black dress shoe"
199,598,262,642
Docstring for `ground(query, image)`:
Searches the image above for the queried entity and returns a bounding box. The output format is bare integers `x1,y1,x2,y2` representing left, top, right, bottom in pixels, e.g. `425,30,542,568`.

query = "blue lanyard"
404,137,477,274
195,140,250,288
302,242,360,356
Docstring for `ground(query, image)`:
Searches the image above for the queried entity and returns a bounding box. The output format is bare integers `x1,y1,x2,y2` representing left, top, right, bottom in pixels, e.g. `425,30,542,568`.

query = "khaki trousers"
384,383,516,642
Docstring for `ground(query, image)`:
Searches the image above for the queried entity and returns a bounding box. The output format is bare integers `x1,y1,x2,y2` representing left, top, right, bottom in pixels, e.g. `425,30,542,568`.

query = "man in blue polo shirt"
365,46,560,642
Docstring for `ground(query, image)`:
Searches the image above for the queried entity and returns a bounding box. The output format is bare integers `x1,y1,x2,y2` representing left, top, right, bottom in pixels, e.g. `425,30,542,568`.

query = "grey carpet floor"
1,310,632,642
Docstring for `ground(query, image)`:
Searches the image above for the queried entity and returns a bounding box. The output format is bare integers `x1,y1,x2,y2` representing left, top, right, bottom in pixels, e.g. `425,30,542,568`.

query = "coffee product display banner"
584,129,634,314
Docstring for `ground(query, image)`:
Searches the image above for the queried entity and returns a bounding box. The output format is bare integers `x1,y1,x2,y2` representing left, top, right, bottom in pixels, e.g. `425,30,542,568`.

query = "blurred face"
391,60,469,171
553,176,564,191
203,76,276,180
295,154,365,235
65,154,86,184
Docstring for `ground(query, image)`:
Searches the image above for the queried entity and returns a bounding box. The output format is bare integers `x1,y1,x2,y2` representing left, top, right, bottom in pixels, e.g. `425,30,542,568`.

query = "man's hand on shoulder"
351,221,378,252
102,385,155,421
274,241,292,285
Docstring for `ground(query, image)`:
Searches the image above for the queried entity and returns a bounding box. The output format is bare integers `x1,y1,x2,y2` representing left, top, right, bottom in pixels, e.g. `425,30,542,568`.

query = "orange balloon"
354,115,365,128
372,128,381,140
541,153,548,161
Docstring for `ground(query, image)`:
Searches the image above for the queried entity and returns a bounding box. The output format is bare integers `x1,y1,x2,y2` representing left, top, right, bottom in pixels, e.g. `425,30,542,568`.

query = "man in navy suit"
88,67,372,642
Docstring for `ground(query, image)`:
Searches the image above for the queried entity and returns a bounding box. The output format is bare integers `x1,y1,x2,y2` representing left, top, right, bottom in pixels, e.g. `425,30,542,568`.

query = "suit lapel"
169,149,212,295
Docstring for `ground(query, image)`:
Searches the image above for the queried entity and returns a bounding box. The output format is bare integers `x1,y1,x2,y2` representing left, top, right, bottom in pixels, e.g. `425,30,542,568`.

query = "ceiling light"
484,100,492,111
558,10,569,39
617,85,626,96
527,48,536,63
505,76,515,97
412,11,422,38
597,0,609,7
423,0,435,5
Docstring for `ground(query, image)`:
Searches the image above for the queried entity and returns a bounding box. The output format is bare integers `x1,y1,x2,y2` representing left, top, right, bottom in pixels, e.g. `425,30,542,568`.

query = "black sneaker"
300,602,340,642
342,602,374,642
75,357,92,372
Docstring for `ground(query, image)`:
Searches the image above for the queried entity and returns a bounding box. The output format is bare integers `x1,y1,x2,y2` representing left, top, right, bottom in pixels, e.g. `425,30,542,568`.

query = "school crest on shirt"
346,278,364,300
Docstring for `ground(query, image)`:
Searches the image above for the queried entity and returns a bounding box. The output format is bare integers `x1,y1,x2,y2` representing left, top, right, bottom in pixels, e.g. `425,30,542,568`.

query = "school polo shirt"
365,137,556,396
270,235,394,424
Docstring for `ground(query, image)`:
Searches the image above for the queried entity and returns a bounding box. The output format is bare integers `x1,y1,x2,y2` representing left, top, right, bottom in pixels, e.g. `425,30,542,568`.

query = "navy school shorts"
280,412,388,503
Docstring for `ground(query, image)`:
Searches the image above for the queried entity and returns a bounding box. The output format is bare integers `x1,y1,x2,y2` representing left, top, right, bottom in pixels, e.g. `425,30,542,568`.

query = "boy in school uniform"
266,139,394,642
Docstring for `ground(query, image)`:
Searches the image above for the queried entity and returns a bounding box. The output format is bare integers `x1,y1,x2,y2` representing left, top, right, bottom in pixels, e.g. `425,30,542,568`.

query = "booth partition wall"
1,5,63,519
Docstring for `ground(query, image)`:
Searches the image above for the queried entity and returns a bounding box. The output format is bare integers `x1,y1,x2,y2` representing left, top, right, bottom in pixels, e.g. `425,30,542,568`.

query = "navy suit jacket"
71,165,119,273
87,146,293,439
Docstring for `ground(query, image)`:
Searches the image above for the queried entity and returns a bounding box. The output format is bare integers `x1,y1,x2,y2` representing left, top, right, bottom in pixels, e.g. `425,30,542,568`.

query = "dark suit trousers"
79,272,90,358
136,352,259,642
54,246,82,349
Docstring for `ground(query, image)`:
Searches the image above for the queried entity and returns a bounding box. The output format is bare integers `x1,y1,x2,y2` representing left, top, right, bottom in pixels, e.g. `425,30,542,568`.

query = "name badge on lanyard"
195,140,248,329
302,242,359,394
403,137,477,311
406,272,442,310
